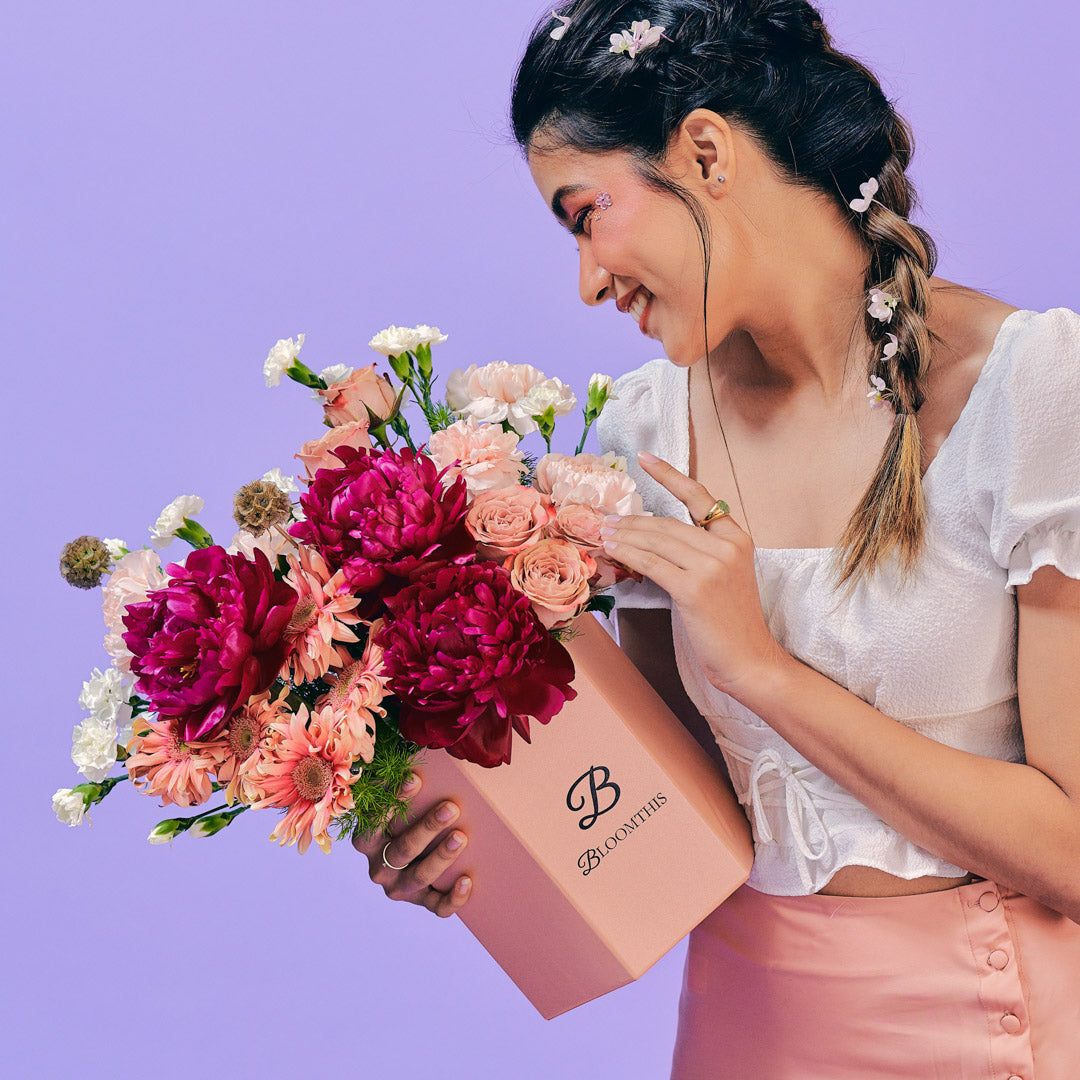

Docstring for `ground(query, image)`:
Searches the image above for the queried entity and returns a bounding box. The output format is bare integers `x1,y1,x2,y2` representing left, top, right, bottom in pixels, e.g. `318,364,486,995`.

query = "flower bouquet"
56,325,752,1017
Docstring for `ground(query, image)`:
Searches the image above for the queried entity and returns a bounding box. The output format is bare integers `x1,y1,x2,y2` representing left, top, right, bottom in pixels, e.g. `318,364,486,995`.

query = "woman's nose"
579,244,612,306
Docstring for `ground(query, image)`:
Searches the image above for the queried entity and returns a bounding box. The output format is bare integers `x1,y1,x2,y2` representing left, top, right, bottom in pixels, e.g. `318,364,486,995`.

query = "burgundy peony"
290,445,470,596
122,546,298,741
376,560,577,767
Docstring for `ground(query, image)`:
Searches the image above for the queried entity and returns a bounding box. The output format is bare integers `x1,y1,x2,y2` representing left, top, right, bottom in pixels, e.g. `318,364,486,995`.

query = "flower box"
411,613,753,1020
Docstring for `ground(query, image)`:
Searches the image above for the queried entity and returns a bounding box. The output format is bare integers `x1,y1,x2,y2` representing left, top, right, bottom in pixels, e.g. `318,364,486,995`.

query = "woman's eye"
571,207,594,237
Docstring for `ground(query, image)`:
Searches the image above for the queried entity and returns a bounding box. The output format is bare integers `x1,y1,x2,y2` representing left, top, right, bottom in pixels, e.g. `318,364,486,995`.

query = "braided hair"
511,0,938,585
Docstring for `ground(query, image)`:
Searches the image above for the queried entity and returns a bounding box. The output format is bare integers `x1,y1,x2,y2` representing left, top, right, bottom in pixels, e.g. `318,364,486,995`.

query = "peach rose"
534,451,644,517
506,539,596,630
426,417,526,497
465,487,555,560
545,502,625,588
102,549,167,674
317,364,397,427
295,420,372,480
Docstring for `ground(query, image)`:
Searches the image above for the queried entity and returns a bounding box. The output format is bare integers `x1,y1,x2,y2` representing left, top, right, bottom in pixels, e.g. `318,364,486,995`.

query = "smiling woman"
498,0,1080,1076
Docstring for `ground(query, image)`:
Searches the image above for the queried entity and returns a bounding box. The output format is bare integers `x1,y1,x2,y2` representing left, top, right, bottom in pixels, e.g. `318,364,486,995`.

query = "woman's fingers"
636,451,745,537
353,770,471,914
421,874,474,918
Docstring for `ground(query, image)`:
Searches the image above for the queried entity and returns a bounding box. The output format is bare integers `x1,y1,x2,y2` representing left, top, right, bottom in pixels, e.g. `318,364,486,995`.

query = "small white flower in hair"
882,333,899,359
867,374,892,409
550,10,572,40
610,20,666,58
868,288,899,323
849,177,880,213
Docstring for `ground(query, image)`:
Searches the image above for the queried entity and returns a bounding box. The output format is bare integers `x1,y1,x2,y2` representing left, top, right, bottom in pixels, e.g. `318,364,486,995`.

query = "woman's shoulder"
922,283,1079,464
595,356,686,457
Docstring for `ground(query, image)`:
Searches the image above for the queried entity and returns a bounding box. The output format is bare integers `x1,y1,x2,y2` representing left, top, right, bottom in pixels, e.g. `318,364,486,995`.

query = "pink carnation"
535,452,644,517
445,362,575,437
506,538,596,630
295,421,372,480
464,486,555,560
101,549,168,675
426,417,526,497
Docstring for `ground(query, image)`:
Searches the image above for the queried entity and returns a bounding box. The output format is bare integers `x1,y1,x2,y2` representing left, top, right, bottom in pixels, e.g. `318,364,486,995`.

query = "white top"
595,307,1080,895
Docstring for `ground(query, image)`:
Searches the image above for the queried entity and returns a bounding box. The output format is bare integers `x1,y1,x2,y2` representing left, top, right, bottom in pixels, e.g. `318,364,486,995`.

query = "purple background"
5,1,1077,1076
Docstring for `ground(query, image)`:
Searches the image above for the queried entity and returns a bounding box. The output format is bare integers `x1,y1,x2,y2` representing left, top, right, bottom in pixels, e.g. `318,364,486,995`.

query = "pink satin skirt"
670,879,1080,1079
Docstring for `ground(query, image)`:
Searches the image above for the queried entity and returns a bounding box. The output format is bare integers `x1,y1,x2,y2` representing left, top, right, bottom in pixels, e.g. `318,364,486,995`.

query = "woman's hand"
352,771,473,918
601,451,790,699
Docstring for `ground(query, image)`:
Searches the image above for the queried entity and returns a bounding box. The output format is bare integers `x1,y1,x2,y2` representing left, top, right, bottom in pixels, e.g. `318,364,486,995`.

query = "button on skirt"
670,879,1080,1079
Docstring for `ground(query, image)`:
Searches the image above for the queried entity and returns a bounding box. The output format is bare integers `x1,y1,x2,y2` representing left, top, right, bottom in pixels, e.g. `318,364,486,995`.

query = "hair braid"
838,128,939,585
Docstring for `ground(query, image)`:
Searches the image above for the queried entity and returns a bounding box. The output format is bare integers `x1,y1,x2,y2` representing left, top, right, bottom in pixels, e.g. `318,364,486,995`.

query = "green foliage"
333,712,421,843
426,400,461,434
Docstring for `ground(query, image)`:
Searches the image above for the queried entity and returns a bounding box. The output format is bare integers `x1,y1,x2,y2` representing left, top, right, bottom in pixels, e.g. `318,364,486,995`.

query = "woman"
354,1,1080,1074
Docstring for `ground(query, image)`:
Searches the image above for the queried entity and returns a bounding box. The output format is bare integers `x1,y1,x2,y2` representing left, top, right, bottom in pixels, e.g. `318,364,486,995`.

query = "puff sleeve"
594,358,686,610
966,307,1080,590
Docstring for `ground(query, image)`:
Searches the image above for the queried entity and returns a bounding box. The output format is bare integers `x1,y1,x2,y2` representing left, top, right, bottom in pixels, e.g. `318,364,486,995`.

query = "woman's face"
528,143,727,367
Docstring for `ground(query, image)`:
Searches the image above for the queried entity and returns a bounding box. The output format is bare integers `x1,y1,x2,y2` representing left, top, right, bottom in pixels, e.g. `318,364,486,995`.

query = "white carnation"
78,666,132,726
71,716,119,783
264,333,306,387
149,495,205,549
53,787,91,827
368,324,448,357
227,526,297,563
102,538,127,560
261,467,300,495
520,378,578,421
319,364,352,386
588,373,615,395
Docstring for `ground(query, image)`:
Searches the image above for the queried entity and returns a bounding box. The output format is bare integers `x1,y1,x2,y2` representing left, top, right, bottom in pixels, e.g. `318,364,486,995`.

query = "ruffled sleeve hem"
1005,526,1080,589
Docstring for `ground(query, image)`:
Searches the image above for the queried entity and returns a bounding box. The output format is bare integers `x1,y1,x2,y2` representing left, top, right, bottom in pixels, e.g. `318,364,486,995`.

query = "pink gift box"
411,614,754,1019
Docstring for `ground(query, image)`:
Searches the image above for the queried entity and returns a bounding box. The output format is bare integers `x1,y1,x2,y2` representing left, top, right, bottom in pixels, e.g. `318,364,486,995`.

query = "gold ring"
381,840,411,872
694,499,730,529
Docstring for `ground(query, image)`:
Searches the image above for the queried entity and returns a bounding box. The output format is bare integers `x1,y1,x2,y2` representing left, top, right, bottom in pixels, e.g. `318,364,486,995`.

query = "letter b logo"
566,765,621,830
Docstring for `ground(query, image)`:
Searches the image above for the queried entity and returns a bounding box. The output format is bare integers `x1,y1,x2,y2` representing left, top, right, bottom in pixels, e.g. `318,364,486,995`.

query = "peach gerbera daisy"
211,688,293,805
281,547,363,682
246,705,359,854
126,718,226,808
318,622,389,763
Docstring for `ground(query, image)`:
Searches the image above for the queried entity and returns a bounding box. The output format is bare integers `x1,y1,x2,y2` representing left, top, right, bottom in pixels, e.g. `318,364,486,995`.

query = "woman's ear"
666,109,736,198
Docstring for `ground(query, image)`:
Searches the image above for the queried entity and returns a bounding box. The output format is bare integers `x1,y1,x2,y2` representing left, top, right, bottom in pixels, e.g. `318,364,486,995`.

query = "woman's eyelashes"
570,205,595,237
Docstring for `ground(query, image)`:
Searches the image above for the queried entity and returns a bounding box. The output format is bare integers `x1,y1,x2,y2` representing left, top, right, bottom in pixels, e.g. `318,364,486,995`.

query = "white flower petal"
264,334,305,387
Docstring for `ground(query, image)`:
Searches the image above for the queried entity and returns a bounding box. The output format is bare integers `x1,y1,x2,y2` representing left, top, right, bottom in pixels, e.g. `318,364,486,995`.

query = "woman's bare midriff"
817,864,982,897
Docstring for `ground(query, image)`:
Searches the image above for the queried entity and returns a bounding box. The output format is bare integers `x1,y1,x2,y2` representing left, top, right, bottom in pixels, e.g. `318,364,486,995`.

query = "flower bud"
585,373,616,423
52,787,91,827
189,810,239,838
233,480,293,536
59,535,112,590
147,817,189,845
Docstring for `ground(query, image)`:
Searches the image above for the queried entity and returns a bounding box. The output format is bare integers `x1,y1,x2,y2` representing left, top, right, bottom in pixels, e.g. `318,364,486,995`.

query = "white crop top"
595,307,1080,896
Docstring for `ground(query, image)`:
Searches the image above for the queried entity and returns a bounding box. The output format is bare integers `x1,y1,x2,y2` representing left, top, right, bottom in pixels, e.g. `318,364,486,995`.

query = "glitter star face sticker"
594,192,612,211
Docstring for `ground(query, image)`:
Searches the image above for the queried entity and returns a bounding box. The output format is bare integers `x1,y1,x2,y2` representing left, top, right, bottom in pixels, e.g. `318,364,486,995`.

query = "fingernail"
602,514,622,526
599,525,617,537
435,802,457,823
457,876,472,893
603,539,618,554
400,774,420,794
446,831,465,851
638,450,659,464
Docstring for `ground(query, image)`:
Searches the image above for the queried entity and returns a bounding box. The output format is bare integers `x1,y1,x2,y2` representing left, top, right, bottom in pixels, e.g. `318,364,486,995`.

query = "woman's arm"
604,455,1080,923
739,566,1080,922
617,608,731,777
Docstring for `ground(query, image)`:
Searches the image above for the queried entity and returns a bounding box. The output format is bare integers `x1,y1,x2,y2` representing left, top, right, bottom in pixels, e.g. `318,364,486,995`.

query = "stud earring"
716,175,726,184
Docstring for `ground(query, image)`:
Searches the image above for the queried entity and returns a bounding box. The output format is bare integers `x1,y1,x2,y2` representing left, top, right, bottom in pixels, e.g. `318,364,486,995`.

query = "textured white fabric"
595,307,1080,895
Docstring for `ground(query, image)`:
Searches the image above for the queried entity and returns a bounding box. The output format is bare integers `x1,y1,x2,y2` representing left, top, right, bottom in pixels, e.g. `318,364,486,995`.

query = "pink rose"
545,502,625,588
426,417,526,497
506,539,596,630
534,452,644,517
295,420,372,480
317,364,397,428
102,549,167,674
465,487,555,560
